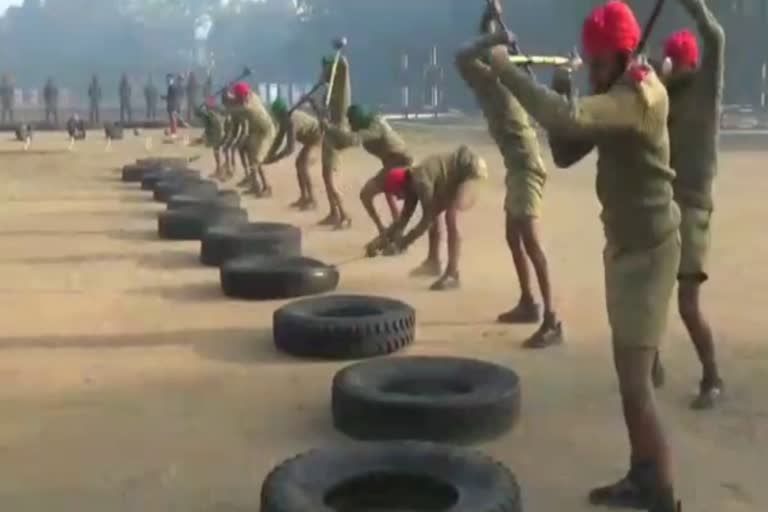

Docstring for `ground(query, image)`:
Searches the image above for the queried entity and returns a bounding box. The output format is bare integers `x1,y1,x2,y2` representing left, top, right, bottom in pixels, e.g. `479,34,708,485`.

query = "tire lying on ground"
273,294,414,359
136,157,188,168
260,441,522,512
122,164,153,182
141,169,199,191
201,222,301,267
332,356,521,443
154,178,218,202
157,205,248,240
167,190,240,210
221,256,338,300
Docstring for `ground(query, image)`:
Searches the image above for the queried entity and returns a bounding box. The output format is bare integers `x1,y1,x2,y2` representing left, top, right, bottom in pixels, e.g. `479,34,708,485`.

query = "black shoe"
522,318,564,349
497,301,540,324
648,487,680,512
589,475,653,509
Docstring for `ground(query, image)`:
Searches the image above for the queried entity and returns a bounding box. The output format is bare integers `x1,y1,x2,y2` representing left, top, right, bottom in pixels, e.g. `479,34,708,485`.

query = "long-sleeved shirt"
456,54,545,178
325,115,412,168
490,50,680,251
667,0,724,211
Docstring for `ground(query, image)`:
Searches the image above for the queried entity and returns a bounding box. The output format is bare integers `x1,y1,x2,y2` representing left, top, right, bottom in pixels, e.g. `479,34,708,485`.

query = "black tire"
122,164,152,182
141,169,199,191
332,356,521,443
272,294,414,359
157,206,248,241
201,222,301,267
153,178,217,202
136,157,188,168
220,256,338,300
261,441,522,512
167,190,240,211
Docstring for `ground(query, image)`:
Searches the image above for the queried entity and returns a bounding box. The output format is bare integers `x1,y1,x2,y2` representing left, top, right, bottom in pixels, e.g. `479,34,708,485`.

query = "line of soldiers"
0,71,213,126
87,71,213,125
197,0,722,510
0,75,61,124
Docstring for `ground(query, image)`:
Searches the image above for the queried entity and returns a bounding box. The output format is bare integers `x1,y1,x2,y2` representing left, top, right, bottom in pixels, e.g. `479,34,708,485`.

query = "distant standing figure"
203,73,213,99
0,73,15,123
163,74,182,136
88,74,102,124
43,77,59,125
186,71,199,120
144,75,159,120
119,73,133,123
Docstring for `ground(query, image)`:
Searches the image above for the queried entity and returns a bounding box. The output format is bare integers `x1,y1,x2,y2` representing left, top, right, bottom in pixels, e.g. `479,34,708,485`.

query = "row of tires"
123,159,341,300
120,158,524,512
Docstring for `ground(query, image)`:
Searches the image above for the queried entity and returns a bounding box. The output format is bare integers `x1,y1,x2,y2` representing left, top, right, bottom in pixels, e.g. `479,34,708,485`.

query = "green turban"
271,98,288,117
347,104,373,130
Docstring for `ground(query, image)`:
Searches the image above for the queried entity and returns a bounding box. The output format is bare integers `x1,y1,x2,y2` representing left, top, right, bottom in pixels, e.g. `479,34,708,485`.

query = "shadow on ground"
0,327,293,365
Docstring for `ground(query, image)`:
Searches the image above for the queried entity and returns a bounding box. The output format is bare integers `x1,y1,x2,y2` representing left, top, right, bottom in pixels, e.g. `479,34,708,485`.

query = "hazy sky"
0,0,21,14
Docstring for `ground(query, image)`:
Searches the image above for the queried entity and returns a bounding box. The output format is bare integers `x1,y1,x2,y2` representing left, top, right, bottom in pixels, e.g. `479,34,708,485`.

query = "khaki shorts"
244,131,274,165
504,170,546,218
322,138,341,173
678,206,712,282
604,233,680,349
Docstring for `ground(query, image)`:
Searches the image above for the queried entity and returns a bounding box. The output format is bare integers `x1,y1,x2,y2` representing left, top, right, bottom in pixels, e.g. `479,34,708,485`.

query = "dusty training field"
0,126,766,511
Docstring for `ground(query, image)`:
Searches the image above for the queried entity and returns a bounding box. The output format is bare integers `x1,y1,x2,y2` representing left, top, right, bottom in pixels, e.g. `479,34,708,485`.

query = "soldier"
162,74,181,137
144,75,159,121
456,0,562,348
203,72,213,100
195,94,228,180
322,104,413,238
318,54,353,229
654,0,725,410
186,71,199,121
230,82,276,196
88,74,102,124
0,74,15,123
219,88,247,182
43,77,59,125
119,73,132,123
366,146,488,291
473,2,682,511
266,99,323,209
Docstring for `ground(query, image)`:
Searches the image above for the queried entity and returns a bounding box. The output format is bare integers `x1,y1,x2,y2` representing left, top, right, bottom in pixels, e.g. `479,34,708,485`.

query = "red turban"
384,167,409,197
232,82,250,100
582,1,642,59
664,30,699,69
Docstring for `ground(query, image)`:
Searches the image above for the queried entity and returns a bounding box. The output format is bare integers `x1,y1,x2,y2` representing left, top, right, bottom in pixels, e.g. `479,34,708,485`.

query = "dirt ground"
0,125,765,512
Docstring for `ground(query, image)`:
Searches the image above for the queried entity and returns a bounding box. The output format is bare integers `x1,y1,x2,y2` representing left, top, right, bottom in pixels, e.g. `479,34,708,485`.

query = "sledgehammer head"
332,37,348,51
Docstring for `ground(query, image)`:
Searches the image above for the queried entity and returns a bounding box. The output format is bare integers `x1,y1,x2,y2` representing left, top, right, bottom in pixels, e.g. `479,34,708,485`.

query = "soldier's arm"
383,192,419,243
399,182,436,249
324,123,362,149
679,0,724,89
264,118,295,164
489,46,638,141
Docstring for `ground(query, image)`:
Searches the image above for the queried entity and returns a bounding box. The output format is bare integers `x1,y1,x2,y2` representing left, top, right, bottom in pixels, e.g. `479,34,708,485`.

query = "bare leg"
410,219,442,277
256,163,271,197
431,208,461,291
498,215,540,324
590,347,675,510
679,280,722,409
385,192,400,223
320,165,340,225
520,217,564,348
